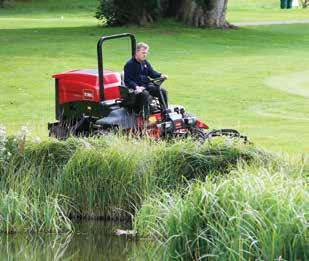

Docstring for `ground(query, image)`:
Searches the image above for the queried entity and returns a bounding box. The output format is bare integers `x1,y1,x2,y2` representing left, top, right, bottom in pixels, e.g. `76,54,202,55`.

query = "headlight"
148,116,157,125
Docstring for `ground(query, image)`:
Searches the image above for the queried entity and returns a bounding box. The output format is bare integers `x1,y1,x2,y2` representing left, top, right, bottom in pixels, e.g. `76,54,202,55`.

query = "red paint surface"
53,69,121,104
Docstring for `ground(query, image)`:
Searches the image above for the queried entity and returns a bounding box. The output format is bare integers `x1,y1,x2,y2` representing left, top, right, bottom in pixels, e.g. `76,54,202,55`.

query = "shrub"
95,0,160,26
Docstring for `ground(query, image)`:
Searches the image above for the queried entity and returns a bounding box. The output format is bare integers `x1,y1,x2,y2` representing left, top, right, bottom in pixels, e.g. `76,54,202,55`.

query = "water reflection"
0,221,146,260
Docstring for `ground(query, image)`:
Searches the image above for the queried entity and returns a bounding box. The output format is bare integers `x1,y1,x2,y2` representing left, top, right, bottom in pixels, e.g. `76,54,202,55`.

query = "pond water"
0,221,151,260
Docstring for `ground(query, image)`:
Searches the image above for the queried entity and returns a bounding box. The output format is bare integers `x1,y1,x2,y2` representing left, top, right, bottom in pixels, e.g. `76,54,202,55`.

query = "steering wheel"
150,77,166,87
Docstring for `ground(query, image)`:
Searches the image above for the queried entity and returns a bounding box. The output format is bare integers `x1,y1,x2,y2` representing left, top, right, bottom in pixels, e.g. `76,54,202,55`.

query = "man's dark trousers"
146,83,168,108
134,83,168,118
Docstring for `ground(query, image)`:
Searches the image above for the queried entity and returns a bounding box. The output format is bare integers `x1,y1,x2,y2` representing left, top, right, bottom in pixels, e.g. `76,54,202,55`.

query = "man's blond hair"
136,42,149,52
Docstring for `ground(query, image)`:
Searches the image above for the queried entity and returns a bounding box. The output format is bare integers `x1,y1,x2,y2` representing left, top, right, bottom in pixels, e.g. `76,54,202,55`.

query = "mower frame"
97,33,136,101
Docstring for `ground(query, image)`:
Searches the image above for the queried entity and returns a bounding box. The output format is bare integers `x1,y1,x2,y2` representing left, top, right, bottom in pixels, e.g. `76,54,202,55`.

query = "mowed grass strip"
228,0,309,22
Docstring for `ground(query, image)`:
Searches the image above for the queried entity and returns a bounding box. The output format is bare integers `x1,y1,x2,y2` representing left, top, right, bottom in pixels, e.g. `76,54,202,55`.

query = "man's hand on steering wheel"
151,75,168,86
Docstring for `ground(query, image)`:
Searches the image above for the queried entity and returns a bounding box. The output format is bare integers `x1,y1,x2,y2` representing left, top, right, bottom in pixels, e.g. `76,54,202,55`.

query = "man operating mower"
124,42,168,119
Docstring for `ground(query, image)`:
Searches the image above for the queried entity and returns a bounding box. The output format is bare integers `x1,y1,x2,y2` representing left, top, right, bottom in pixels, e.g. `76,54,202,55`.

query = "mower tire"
49,124,70,140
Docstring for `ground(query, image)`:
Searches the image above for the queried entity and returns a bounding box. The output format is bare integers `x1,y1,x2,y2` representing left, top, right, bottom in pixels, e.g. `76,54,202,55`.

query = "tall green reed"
59,136,159,219
134,161,308,260
0,190,72,233
0,127,283,234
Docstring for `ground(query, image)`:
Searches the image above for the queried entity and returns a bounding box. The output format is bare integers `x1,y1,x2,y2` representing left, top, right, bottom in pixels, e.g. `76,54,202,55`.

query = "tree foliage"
95,0,161,26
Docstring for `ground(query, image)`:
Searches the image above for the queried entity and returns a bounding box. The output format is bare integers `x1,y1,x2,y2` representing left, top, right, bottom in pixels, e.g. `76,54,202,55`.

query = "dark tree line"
96,0,234,29
95,0,160,27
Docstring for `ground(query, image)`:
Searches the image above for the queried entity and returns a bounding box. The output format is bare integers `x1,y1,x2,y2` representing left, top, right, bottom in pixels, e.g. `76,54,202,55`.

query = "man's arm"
124,63,138,89
146,61,161,79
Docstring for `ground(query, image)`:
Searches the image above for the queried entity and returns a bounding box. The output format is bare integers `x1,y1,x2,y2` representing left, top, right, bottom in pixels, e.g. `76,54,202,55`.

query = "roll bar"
97,33,136,101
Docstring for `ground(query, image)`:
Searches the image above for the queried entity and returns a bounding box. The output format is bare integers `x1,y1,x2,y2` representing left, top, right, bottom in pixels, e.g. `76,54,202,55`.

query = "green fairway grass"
0,0,97,18
0,1,308,154
228,0,309,22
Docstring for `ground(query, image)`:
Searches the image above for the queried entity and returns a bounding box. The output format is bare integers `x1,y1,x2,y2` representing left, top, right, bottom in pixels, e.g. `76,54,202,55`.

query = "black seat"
119,85,136,108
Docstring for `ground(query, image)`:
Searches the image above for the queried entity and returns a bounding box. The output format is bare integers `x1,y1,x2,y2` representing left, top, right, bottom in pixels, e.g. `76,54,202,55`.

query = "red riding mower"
48,33,247,143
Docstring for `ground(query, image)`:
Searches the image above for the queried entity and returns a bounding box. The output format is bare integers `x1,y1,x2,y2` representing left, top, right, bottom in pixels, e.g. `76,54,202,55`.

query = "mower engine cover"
53,69,121,105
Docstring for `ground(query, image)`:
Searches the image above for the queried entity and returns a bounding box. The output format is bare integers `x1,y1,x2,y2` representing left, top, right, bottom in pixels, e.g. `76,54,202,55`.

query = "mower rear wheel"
49,124,70,140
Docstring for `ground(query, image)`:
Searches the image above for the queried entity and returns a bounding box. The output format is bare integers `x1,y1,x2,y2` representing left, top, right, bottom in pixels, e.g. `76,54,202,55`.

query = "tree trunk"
162,0,182,17
174,0,235,29
139,8,154,25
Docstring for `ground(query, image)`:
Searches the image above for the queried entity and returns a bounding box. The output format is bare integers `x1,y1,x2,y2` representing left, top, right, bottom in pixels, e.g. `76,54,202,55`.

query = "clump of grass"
59,136,158,219
25,139,81,167
152,141,275,187
0,190,72,233
58,137,269,219
3,136,87,175
134,162,307,260
0,129,288,234
0,125,12,172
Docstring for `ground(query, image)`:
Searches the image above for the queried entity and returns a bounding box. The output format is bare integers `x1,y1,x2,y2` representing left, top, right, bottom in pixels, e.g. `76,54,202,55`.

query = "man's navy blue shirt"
124,57,161,89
